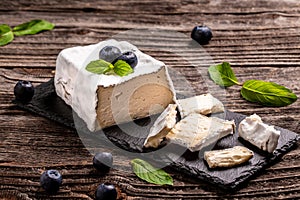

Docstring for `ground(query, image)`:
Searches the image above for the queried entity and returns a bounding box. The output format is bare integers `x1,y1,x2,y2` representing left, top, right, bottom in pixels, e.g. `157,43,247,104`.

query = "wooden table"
1,0,299,199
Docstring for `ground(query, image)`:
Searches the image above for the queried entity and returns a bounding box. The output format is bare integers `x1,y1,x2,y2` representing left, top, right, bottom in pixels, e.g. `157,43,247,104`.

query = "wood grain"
0,0,299,199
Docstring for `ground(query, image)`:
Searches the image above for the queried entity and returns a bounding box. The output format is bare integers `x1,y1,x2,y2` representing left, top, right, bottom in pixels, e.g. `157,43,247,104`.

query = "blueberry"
114,51,138,68
40,169,62,194
14,80,34,103
99,46,122,63
95,183,117,200
191,25,213,45
93,152,113,173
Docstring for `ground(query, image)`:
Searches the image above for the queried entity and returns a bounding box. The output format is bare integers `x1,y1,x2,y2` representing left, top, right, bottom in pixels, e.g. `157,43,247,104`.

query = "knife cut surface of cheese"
177,93,224,118
166,113,235,152
54,39,176,131
238,114,280,153
143,104,177,148
204,146,254,168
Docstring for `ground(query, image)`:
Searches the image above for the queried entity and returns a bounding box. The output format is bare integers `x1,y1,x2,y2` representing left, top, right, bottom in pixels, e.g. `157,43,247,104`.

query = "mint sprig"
208,62,241,87
208,62,298,107
241,80,297,107
0,24,14,46
13,19,55,36
85,59,134,77
86,60,113,74
113,60,133,77
0,19,55,46
131,158,173,186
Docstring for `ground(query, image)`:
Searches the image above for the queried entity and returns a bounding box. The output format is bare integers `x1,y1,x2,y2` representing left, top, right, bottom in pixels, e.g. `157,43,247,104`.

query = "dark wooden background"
1,0,299,199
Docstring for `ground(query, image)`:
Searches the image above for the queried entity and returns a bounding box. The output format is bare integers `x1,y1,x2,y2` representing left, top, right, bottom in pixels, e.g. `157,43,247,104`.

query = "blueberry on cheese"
114,51,138,68
238,114,280,153
99,46,122,63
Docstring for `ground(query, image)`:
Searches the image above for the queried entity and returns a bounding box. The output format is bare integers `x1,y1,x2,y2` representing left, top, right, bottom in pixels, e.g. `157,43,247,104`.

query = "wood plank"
0,0,299,199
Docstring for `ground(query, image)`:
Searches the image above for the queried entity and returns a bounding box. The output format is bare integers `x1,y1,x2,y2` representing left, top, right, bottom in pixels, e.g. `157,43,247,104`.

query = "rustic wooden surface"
1,0,300,199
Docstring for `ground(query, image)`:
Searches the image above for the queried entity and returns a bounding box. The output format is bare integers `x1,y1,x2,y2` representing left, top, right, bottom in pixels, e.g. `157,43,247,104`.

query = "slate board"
13,78,299,191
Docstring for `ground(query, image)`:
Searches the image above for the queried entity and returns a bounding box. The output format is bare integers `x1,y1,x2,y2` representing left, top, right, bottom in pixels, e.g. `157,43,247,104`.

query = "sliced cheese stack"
144,93,234,151
166,113,235,152
238,114,280,153
204,146,253,168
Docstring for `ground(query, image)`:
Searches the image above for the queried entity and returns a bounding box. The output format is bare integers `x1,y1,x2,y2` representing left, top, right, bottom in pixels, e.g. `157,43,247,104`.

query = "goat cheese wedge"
54,39,176,131
166,113,235,152
177,93,224,118
204,146,254,168
238,114,280,153
144,104,177,148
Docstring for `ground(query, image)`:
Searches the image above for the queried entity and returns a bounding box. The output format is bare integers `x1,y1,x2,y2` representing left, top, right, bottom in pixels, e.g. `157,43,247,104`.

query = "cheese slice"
144,104,177,148
204,146,253,168
177,93,224,118
54,39,177,131
166,113,235,152
238,114,280,153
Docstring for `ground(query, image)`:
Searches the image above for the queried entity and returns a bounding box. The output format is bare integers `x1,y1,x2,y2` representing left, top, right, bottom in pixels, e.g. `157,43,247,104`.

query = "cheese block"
166,113,235,152
54,39,176,131
204,146,253,168
238,114,280,153
144,104,177,148
177,93,224,118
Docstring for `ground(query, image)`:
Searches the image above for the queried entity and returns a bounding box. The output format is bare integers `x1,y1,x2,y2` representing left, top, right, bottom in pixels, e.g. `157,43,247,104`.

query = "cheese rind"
54,39,176,131
177,93,224,118
166,113,235,152
144,104,177,148
238,114,280,153
204,146,253,168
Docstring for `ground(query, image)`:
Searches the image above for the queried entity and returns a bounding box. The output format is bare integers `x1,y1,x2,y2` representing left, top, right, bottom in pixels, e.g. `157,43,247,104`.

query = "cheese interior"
97,67,174,128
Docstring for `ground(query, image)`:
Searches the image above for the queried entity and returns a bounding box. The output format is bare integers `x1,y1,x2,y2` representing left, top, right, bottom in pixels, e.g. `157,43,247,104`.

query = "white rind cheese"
166,113,235,152
204,146,254,168
54,39,177,131
238,114,280,153
177,93,224,118
144,104,177,148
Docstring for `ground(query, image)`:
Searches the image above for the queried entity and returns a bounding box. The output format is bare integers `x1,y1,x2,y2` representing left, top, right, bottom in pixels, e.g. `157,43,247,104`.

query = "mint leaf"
0,24,14,46
241,80,297,107
208,62,240,87
13,19,55,36
113,60,133,77
86,59,113,74
131,158,173,186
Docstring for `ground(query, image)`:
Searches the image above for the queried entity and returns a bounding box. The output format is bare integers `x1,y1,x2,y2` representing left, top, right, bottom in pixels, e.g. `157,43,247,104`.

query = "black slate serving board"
14,78,299,190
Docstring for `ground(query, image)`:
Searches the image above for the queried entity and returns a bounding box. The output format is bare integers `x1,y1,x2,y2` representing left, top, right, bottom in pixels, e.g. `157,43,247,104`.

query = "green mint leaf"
13,19,55,36
113,60,133,77
131,158,173,186
208,62,240,87
86,59,113,74
241,80,297,107
0,24,14,46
